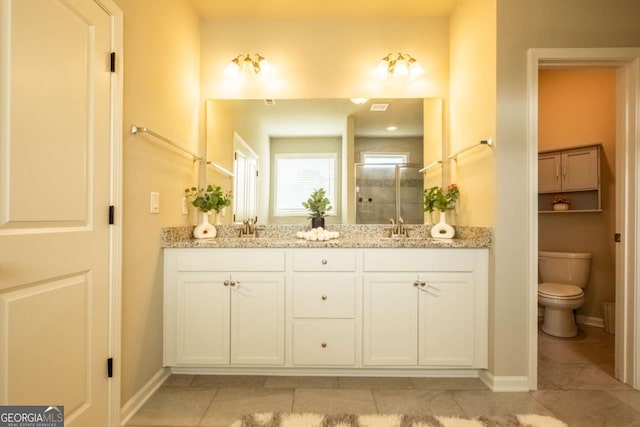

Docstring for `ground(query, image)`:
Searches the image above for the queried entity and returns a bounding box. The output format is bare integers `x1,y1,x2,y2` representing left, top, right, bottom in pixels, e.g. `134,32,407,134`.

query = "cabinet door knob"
224,280,230,287
420,281,426,287
413,280,420,287
321,342,327,348
321,259,328,265
321,295,328,300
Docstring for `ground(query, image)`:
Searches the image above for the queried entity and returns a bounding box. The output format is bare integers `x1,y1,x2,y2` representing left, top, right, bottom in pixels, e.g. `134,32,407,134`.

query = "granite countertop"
161,224,492,249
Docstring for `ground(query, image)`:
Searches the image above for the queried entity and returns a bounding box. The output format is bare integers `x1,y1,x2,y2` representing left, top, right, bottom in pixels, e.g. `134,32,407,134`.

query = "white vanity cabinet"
291,249,357,366
164,249,286,366
164,246,488,373
363,249,487,368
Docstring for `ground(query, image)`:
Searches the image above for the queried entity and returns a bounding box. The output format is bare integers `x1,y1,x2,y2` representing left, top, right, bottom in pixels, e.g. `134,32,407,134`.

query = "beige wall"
496,0,640,377
117,0,201,405
538,68,617,320
200,18,450,100
448,0,496,227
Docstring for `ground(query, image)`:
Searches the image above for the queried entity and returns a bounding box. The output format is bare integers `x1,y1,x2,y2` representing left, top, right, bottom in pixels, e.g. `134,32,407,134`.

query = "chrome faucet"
388,217,409,237
238,217,263,238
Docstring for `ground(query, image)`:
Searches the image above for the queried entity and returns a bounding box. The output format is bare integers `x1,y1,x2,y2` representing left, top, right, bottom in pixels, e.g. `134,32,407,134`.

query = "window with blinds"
274,153,337,216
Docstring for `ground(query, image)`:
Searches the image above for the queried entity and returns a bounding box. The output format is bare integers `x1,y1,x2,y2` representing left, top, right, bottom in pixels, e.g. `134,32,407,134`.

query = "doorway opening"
527,48,640,390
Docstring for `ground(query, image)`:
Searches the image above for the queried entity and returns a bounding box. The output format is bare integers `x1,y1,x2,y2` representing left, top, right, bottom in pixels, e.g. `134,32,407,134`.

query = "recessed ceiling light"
350,97,369,105
386,126,398,131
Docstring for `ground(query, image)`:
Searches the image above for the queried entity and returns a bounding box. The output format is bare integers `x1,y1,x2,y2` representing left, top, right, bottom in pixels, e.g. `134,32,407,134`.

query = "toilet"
538,250,592,338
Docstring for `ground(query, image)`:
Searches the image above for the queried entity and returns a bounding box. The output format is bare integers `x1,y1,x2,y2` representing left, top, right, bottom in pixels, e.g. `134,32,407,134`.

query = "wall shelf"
538,144,601,213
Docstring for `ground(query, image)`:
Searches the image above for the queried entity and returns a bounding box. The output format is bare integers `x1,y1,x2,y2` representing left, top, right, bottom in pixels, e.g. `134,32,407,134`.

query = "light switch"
150,192,160,214
181,197,189,215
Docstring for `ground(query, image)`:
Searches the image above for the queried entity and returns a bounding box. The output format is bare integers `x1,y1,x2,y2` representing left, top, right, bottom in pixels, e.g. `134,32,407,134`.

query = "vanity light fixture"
376,53,424,79
225,53,272,77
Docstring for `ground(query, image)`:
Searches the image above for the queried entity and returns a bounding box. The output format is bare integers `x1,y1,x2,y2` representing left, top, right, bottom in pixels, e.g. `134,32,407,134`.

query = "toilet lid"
539,282,583,298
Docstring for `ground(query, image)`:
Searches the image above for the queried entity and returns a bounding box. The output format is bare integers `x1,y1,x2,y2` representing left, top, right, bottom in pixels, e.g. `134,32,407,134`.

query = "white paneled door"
0,0,115,425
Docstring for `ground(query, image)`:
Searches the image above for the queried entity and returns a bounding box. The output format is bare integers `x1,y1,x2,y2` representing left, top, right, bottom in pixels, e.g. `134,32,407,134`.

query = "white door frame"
95,0,123,425
527,48,640,390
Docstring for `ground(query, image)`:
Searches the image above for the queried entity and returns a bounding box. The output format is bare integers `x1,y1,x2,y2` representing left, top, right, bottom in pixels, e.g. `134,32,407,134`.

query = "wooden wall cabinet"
538,144,601,213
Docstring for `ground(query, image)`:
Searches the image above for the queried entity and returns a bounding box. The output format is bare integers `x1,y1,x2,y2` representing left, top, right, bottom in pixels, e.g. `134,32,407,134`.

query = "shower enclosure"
355,163,424,224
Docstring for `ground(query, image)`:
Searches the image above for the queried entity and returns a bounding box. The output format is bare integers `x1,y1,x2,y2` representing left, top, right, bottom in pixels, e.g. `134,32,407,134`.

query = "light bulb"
257,56,272,76
224,57,241,77
376,55,392,79
408,58,423,79
394,54,409,78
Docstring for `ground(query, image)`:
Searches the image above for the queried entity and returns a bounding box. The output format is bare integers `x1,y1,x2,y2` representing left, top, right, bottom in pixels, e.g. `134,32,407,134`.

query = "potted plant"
302,188,332,229
552,196,570,211
184,185,232,238
424,184,459,239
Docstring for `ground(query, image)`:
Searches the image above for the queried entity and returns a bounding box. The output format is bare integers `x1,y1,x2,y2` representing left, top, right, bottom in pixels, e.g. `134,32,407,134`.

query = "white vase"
214,211,222,225
430,210,455,239
193,211,217,239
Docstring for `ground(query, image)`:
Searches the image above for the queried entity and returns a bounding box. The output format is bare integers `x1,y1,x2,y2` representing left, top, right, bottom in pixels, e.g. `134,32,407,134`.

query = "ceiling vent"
370,103,389,112
264,99,276,106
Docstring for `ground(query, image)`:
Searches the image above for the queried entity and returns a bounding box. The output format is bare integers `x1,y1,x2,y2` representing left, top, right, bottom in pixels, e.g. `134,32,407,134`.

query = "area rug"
231,412,568,427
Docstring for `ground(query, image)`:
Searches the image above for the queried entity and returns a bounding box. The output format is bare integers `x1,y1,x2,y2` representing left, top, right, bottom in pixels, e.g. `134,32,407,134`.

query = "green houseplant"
184,185,232,213
184,185,232,239
423,184,459,213
302,188,332,228
424,184,459,239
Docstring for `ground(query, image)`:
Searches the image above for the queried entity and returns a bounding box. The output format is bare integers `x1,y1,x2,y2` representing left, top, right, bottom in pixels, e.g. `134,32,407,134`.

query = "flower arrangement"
424,184,459,213
184,185,232,213
302,188,332,218
552,196,571,205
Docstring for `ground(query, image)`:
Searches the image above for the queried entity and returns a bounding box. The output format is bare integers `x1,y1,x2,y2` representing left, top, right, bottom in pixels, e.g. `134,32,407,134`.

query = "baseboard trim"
576,314,604,328
120,367,171,426
479,370,530,392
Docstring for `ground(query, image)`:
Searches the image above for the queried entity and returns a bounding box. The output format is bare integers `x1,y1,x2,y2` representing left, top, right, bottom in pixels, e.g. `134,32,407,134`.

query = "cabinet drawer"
293,320,356,366
363,249,475,272
293,250,356,272
174,249,285,272
293,275,355,318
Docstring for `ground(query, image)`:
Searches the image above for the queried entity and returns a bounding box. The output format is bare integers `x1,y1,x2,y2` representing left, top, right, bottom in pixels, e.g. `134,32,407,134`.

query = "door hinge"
110,52,116,73
615,233,621,243
109,205,115,225
256,170,259,177
107,358,113,378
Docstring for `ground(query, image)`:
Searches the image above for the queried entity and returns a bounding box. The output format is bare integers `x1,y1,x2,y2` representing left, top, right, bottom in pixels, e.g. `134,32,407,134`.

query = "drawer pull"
321,295,328,300
321,259,328,265
321,342,327,348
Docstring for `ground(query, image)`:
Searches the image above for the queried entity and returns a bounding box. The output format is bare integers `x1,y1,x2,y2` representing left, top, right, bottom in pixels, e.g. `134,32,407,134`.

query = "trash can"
602,302,615,334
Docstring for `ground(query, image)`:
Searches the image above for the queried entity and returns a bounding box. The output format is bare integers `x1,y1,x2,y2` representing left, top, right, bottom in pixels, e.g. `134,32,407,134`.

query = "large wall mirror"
205,98,443,225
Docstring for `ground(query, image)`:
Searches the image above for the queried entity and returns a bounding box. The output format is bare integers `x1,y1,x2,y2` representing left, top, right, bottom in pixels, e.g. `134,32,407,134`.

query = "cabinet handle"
413,280,421,287
230,280,239,287
420,281,426,287
224,280,230,287
321,342,327,348
321,259,328,265
321,295,328,300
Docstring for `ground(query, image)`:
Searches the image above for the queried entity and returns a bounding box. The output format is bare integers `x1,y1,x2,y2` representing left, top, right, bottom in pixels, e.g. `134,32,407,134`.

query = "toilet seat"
538,282,583,299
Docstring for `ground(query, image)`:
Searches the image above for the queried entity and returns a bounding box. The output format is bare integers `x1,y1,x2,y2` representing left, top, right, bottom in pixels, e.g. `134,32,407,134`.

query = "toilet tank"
538,251,592,288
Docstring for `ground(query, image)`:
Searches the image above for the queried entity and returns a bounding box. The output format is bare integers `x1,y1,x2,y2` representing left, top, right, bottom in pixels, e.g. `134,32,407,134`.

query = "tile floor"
127,325,640,427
